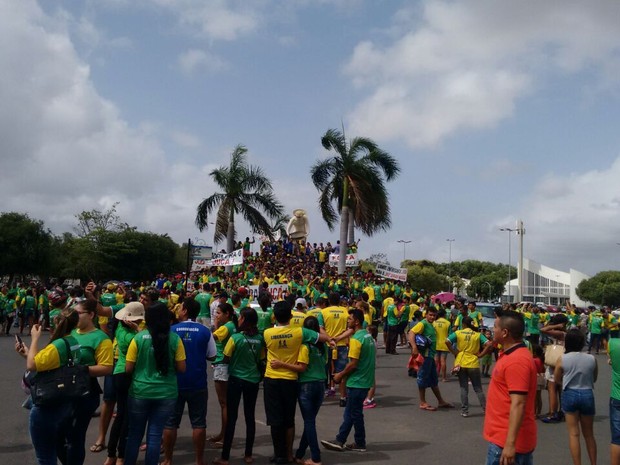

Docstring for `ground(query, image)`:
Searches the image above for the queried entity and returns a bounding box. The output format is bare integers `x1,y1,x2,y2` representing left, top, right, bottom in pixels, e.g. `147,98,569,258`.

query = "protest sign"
248,284,289,302
376,263,407,282
328,253,358,267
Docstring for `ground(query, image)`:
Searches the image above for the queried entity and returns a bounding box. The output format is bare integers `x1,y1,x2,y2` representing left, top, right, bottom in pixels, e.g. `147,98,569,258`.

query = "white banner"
191,259,210,272
207,249,244,267
248,284,289,302
328,253,358,267
376,263,407,282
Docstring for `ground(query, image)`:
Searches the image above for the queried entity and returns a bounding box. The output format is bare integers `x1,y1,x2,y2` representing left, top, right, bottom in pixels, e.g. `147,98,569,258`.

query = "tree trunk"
226,210,235,273
338,206,349,275
347,209,355,245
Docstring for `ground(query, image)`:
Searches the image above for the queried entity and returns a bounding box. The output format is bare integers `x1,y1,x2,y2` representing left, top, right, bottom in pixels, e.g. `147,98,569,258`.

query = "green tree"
0,212,53,281
576,271,620,307
406,264,449,293
467,274,505,301
311,128,400,273
74,202,128,237
196,145,284,253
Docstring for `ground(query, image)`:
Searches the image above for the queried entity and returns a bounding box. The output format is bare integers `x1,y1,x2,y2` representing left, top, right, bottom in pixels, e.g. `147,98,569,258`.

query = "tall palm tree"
196,145,284,253
311,128,400,273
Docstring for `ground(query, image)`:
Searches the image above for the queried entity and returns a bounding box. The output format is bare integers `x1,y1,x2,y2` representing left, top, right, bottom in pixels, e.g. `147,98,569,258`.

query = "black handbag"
30,338,91,406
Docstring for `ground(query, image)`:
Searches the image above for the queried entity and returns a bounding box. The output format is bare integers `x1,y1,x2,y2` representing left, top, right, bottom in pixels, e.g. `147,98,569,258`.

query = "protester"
408,307,453,411
15,310,80,465
163,298,217,465
446,316,492,417
124,302,187,465
105,302,145,465
263,300,330,464
483,310,537,465
540,313,569,424
215,307,264,465
554,328,598,465
321,308,376,453
210,302,238,446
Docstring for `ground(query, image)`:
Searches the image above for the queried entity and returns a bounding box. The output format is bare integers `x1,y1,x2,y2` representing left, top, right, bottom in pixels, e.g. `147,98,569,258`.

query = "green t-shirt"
51,335,82,365
128,330,182,399
101,293,117,307
213,321,237,364
194,292,212,317
386,305,399,326
113,324,138,375
298,343,328,383
256,308,273,334
524,312,540,335
346,329,376,389
590,314,604,334
23,295,36,310
609,339,620,400
71,328,109,366
224,332,265,383
412,319,437,357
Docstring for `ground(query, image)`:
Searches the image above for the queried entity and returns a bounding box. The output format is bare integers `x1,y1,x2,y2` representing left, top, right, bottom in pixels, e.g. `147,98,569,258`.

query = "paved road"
0,334,614,465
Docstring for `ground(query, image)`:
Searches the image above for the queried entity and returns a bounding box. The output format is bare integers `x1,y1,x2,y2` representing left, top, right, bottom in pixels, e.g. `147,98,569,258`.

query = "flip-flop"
419,404,437,411
438,403,455,409
89,443,106,453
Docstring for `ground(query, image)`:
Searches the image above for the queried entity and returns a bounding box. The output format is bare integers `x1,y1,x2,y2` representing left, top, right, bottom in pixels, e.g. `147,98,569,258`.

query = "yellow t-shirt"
433,317,451,352
382,297,395,317
290,310,308,328
321,305,348,346
263,326,319,380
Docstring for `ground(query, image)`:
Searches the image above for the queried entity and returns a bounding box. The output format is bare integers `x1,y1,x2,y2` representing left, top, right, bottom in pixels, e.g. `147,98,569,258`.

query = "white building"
503,258,591,307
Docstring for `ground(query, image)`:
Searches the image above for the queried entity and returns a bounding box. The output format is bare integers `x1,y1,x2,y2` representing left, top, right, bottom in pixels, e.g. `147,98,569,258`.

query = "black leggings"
222,376,259,460
107,372,132,459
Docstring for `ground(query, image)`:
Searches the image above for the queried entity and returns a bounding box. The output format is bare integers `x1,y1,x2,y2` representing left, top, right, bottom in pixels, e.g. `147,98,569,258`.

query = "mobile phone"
15,334,23,347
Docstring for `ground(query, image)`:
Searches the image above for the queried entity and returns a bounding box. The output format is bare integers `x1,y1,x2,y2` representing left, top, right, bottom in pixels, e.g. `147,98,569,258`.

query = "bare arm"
270,360,307,373
501,393,528,465
333,358,359,384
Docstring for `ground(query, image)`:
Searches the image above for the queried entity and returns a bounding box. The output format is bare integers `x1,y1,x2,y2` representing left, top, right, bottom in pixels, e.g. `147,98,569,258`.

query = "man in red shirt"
483,310,537,465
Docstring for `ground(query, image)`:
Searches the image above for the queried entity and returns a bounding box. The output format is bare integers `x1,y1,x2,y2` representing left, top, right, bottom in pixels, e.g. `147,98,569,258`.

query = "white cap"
295,298,307,308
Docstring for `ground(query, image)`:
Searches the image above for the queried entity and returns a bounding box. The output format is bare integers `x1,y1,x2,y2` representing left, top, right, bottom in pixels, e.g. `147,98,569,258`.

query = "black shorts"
165,388,208,429
263,377,298,428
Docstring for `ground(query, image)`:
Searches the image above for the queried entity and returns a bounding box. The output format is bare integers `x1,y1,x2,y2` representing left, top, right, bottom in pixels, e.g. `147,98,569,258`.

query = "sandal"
90,443,106,453
419,404,437,411
438,403,455,409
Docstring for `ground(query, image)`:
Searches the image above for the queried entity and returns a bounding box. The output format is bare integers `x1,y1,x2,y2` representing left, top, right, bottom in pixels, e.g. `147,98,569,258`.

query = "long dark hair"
303,316,324,355
145,302,171,375
50,309,79,342
238,307,258,336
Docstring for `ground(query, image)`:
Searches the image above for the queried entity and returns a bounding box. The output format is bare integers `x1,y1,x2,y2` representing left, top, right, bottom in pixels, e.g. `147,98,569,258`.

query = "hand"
30,324,43,341
270,360,284,369
124,319,139,331
500,444,516,465
333,372,342,384
15,341,28,357
85,281,96,297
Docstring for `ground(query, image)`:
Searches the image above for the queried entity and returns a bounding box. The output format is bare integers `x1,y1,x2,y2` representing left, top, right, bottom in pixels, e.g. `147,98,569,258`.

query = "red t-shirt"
483,344,537,453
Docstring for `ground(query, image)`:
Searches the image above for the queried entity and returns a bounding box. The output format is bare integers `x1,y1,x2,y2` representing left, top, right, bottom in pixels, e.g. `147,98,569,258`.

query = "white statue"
286,209,309,241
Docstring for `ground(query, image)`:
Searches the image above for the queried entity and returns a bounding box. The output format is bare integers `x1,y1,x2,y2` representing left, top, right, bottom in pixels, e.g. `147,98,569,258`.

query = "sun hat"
115,301,145,321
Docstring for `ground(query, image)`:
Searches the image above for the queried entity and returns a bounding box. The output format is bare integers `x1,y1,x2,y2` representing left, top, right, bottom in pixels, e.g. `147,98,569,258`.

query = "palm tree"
311,128,400,273
195,145,284,253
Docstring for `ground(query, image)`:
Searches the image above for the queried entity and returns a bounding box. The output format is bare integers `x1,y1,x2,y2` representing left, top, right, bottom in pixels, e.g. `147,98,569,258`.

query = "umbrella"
433,292,456,304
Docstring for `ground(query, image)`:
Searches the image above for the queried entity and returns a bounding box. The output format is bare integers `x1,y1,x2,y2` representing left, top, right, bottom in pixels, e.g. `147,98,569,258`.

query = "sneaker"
325,388,336,397
461,412,469,417
321,439,344,451
541,414,561,424
339,397,347,407
345,443,366,452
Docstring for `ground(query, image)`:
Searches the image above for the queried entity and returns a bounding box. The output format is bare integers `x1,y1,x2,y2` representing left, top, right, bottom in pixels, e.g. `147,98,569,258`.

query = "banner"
328,253,358,267
191,259,210,272
248,284,289,302
376,263,407,282
207,248,244,267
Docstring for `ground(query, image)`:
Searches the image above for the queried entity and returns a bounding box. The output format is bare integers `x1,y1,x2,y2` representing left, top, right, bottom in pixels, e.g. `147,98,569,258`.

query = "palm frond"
213,198,232,244
321,128,346,155
195,193,225,231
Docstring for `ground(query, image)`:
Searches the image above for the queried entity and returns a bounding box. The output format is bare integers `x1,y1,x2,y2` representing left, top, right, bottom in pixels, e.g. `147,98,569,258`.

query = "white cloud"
178,48,227,75
170,129,202,149
344,0,620,149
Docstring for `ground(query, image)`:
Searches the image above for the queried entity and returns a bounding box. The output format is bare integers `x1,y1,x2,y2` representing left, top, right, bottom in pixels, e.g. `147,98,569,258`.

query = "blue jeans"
336,387,369,447
124,397,177,465
58,390,100,465
486,442,533,465
296,381,324,462
30,401,72,465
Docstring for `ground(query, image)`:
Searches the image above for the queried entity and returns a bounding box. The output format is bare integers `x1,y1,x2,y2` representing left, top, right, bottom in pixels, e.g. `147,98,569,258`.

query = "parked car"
476,302,502,332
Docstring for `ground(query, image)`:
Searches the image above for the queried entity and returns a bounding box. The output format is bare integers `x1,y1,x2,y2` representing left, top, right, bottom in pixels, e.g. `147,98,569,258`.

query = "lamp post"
446,239,455,291
484,281,493,301
397,240,411,262
499,228,514,303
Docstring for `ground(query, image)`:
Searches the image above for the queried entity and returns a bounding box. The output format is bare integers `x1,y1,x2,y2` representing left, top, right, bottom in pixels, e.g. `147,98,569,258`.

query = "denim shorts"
486,443,533,465
164,389,208,429
417,357,438,389
333,346,349,373
562,388,595,416
610,398,620,445
103,374,117,402
213,364,229,382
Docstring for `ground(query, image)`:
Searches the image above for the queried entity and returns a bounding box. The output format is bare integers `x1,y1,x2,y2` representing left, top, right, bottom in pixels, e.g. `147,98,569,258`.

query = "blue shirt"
171,320,217,390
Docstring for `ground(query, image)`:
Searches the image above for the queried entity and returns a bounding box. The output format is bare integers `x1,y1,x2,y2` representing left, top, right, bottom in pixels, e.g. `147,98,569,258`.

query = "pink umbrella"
433,292,456,304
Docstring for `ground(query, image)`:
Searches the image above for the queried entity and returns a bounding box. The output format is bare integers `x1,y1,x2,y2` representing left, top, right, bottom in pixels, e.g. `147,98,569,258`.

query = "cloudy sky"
2,0,620,276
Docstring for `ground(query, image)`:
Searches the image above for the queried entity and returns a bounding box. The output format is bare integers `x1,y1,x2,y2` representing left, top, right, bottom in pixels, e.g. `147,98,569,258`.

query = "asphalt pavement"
0,334,614,465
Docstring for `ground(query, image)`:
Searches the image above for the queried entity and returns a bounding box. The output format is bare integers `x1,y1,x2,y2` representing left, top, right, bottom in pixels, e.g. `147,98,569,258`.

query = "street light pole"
484,281,493,301
499,228,514,303
397,240,411,262
446,239,455,291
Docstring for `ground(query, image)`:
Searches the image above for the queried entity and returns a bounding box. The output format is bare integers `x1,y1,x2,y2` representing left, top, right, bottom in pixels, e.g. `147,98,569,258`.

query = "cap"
115,302,146,321
295,298,307,308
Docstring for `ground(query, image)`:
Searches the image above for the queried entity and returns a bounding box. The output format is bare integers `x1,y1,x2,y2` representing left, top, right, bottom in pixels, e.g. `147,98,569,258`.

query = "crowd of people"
5,237,620,465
